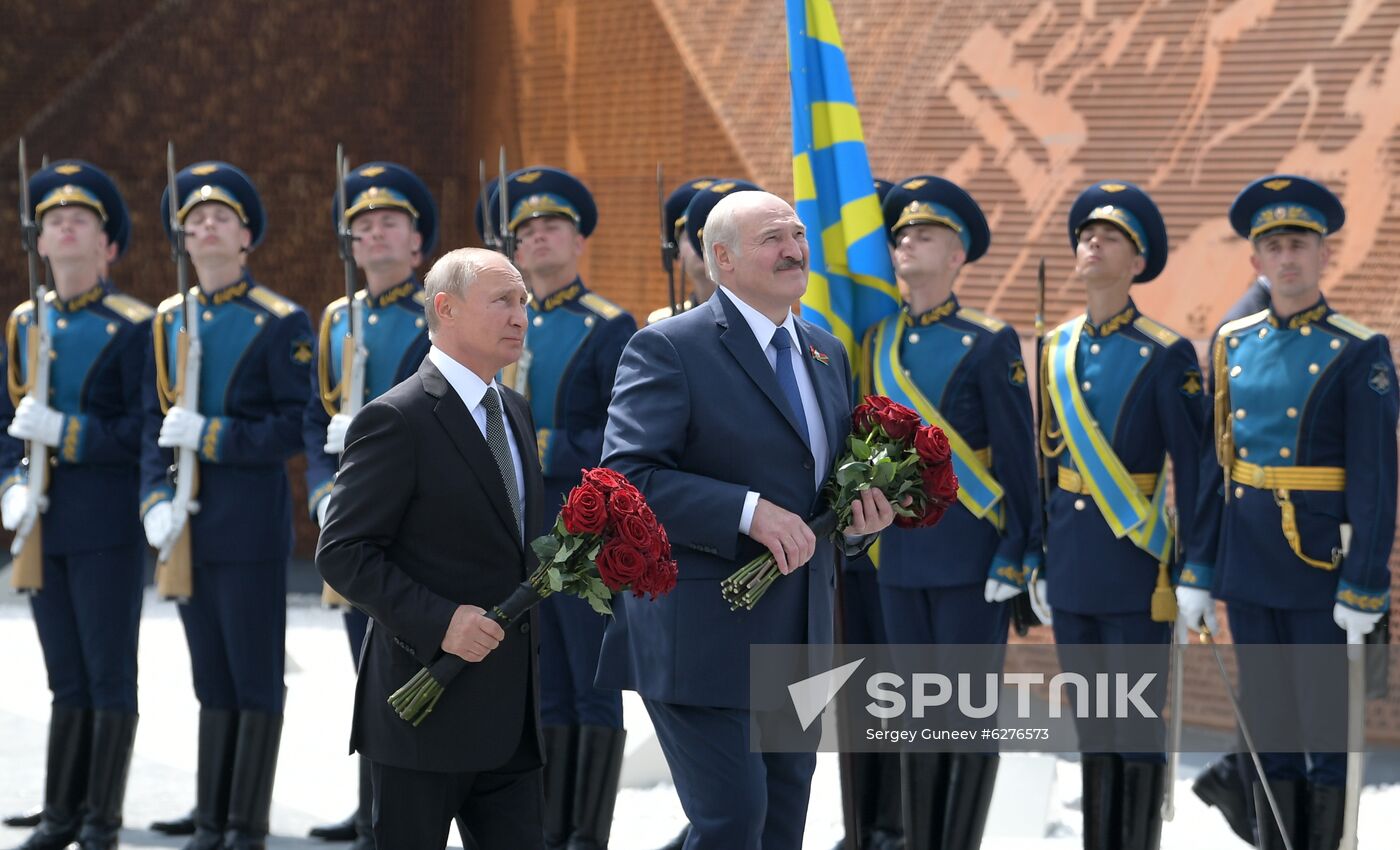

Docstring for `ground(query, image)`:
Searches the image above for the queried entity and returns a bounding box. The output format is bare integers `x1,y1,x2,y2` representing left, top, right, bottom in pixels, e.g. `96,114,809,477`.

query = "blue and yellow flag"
788,0,900,365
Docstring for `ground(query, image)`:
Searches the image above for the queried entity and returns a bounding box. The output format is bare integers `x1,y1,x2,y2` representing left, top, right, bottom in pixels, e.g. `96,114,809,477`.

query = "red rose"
877,400,921,442
596,539,648,591
916,502,948,528
561,482,608,535
583,467,631,493
616,514,655,554
913,425,951,465
921,462,959,503
635,554,678,599
607,488,642,522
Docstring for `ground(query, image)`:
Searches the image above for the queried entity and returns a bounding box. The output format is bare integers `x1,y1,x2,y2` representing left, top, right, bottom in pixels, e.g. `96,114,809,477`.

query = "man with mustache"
597,190,898,850
1178,175,1396,850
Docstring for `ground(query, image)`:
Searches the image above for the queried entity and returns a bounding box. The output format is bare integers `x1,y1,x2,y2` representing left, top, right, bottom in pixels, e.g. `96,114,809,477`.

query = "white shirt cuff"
739,490,760,536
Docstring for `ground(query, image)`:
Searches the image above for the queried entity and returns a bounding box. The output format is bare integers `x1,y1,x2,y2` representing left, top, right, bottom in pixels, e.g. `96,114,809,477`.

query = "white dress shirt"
427,347,526,525
716,286,830,535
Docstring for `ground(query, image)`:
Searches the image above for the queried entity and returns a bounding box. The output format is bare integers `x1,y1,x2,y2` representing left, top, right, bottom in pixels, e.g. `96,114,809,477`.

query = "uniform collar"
536,278,585,312
366,275,420,309
1083,300,1138,337
52,281,107,313
1266,297,1329,330
906,294,959,326
197,275,250,306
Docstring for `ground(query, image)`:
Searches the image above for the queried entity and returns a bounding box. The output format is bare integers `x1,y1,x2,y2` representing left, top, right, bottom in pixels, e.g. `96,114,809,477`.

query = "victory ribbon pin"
809,344,829,366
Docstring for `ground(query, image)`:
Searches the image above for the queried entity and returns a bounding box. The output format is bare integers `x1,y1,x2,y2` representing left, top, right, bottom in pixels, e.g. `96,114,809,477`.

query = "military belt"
1230,460,1346,570
1058,466,1157,497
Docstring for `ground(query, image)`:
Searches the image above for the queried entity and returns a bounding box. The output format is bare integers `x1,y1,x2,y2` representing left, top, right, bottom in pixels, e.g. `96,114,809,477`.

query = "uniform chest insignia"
1181,368,1203,397
1008,359,1027,386
292,338,313,365
1370,361,1393,395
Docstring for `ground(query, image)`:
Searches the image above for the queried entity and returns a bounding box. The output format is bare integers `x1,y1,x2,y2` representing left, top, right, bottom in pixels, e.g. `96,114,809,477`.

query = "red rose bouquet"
389,467,678,726
722,395,958,610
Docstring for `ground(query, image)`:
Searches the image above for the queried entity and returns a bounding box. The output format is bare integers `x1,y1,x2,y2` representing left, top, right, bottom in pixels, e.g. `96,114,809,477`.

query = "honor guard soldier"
489,166,636,850
142,162,312,850
1179,175,1397,850
647,177,717,324
0,161,150,850
1037,181,1205,850
859,176,1040,850
301,161,437,849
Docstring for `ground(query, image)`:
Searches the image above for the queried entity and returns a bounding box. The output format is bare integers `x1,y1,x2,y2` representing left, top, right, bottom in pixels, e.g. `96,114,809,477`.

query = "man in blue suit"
597,190,898,850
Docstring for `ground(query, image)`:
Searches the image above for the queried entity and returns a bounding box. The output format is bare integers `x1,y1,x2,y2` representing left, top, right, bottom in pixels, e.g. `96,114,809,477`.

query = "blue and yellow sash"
1044,316,1171,560
868,312,1005,530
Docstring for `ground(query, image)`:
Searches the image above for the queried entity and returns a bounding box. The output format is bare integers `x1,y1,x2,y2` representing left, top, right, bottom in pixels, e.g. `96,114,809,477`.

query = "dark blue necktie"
770,327,810,448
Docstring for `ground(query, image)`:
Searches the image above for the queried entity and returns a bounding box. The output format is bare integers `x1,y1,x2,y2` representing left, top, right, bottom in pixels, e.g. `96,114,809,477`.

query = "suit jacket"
595,290,855,710
317,355,546,773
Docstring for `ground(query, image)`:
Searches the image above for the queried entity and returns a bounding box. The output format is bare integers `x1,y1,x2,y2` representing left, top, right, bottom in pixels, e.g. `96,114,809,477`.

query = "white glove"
316,496,330,528
1028,578,1053,625
984,577,1024,604
143,501,176,552
324,413,353,455
8,398,64,447
1,485,30,531
158,407,206,450
1333,603,1382,643
1176,587,1219,635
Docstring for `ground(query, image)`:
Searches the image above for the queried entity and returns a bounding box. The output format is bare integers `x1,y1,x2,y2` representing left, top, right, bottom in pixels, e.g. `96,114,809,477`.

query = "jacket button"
803,458,814,470
519,622,530,635
1073,498,1086,511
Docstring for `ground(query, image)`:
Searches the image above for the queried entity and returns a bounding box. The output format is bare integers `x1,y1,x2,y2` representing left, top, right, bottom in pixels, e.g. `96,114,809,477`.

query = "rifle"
9,138,49,592
479,159,500,252
657,163,680,316
497,147,531,396
497,146,516,262
156,141,201,601
320,145,367,609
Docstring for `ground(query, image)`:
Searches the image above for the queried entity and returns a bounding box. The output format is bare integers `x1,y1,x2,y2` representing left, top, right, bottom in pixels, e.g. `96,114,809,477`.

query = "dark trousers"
878,580,1011,645
644,698,816,850
31,544,144,710
370,734,544,850
539,592,622,727
1227,600,1347,786
178,559,286,713
1051,610,1169,764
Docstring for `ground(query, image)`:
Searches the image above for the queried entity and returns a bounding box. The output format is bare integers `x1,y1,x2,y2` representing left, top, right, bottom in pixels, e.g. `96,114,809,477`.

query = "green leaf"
547,567,564,593
532,534,562,563
848,438,872,461
585,592,614,616
836,461,870,488
871,458,895,488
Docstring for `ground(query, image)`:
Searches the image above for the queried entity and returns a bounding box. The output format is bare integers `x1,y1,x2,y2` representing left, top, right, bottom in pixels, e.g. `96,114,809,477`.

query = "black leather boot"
224,712,283,850
75,711,138,850
1193,754,1256,846
543,726,577,850
307,812,356,842
2,810,41,829
14,705,92,850
151,809,197,836
1253,779,1302,850
942,753,999,850
1119,760,1165,850
1306,784,1344,850
900,751,950,850
349,755,373,849
566,726,626,850
867,752,904,850
183,709,240,850
1081,754,1122,850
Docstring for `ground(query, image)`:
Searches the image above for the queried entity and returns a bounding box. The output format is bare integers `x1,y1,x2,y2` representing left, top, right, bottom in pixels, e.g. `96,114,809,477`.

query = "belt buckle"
1250,467,1268,488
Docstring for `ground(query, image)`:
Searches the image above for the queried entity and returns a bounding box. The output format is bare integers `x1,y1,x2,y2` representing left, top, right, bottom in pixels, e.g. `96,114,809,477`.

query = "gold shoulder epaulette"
248,286,296,318
323,295,349,322
1326,313,1377,341
645,305,675,325
103,293,154,323
13,299,34,318
157,293,184,315
579,292,624,320
1133,315,1182,347
412,289,426,306
1217,308,1270,339
956,307,1006,333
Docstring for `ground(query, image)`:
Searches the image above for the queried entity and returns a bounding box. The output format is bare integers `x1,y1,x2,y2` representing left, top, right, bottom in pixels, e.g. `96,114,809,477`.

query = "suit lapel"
712,291,811,447
792,319,848,468
419,359,522,550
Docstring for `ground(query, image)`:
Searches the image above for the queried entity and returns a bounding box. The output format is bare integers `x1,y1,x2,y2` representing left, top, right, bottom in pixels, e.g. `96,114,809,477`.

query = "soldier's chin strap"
1199,626,1297,850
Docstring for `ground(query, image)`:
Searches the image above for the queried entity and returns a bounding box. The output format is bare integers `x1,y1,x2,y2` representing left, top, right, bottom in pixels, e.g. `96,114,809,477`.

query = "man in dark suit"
597,191,898,850
317,247,546,850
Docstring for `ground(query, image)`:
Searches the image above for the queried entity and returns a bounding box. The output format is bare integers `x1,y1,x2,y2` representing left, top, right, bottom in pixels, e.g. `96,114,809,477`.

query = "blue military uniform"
489,166,636,849
301,162,435,849
861,175,1040,850
143,162,311,850
1183,175,1397,849
645,177,719,325
1042,181,1204,850
0,161,147,850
